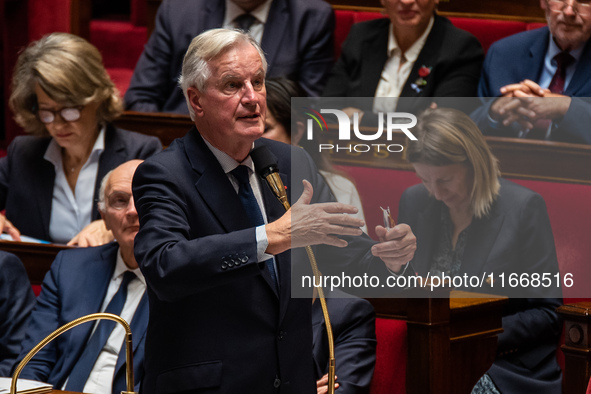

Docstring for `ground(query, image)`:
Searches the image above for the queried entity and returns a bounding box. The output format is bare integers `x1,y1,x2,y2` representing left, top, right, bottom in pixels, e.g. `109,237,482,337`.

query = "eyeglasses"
37,106,83,124
107,191,133,210
548,0,591,15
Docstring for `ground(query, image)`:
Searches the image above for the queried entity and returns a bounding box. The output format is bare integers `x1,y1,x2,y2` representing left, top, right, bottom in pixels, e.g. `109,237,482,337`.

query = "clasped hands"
490,79,571,130
265,180,416,272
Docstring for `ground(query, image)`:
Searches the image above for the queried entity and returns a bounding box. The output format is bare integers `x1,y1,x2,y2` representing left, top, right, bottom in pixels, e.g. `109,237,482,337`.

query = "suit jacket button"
273,378,281,388
278,330,284,340
228,259,234,268
221,263,228,270
241,255,248,263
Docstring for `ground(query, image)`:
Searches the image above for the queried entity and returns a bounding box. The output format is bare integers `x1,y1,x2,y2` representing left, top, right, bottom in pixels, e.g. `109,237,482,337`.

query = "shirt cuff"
387,262,410,277
256,225,273,262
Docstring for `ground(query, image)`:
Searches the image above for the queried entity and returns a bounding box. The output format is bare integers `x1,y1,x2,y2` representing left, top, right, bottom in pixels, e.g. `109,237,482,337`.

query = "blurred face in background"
263,110,291,144
381,0,439,31
541,0,591,51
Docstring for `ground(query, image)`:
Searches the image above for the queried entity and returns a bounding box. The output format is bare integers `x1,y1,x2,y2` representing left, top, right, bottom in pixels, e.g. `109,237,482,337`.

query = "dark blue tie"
235,13,256,33
231,165,279,291
65,271,136,391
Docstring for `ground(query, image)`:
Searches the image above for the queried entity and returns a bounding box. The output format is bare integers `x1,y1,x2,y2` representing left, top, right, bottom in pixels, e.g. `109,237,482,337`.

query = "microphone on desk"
250,145,336,394
10,313,137,394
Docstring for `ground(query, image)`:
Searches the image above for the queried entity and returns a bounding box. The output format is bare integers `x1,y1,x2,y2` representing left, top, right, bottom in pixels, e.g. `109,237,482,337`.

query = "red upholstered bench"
333,10,547,58
371,319,407,394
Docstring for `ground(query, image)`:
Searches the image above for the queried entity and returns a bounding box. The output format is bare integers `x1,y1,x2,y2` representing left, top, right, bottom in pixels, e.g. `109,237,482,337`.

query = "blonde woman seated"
3,33,161,245
399,108,562,393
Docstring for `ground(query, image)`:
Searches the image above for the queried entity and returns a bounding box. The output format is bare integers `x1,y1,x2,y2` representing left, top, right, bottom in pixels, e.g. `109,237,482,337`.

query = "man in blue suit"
132,29,415,393
473,0,591,144
124,0,335,114
16,160,149,394
0,252,35,376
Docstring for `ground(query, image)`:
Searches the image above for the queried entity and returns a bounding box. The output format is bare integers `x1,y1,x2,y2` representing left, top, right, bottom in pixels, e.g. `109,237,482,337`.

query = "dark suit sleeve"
472,42,519,138
296,5,335,97
430,32,483,97
477,41,499,98
330,299,376,394
555,97,591,144
124,0,176,112
322,24,361,98
0,253,35,376
130,132,163,158
133,159,262,303
16,253,66,381
495,193,562,368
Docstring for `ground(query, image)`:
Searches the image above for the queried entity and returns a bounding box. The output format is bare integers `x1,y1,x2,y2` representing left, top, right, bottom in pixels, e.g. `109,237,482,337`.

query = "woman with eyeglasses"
4,32,161,245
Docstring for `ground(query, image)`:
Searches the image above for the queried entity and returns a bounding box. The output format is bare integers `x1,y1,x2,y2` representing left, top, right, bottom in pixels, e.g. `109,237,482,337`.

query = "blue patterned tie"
231,165,279,291
65,271,136,391
235,13,256,33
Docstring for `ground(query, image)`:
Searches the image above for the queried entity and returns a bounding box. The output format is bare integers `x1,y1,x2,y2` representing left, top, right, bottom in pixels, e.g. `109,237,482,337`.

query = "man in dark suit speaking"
132,29,415,393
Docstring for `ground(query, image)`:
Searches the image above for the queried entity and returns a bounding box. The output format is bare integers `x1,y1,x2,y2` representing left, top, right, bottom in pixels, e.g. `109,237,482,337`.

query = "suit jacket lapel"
36,147,56,241
412,200,441,276
527,28,550,83
260,0,287,72
565,39,591,96
460,210,505,277
361,21,389,97
400,14,443,99
62,245,117,378
186,129,251,233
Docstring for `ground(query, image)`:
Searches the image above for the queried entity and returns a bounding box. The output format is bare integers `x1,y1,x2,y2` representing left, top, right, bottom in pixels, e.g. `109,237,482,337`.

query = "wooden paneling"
114,112,591,185
0,241,72,285
369,289,507,394
558,303,591,394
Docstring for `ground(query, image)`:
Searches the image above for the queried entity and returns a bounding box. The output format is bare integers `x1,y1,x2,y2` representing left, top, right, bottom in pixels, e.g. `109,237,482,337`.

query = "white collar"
43,125,106,168
202,138,256,174
114,247,145,285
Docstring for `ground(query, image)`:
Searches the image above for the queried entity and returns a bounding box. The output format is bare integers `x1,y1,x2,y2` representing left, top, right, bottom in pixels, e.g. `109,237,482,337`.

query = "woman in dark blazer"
398,108,562,393
3,33,161,245
323,0,483,116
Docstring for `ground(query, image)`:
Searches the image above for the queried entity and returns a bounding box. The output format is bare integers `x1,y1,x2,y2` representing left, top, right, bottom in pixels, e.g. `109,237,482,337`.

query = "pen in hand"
380,206,418,276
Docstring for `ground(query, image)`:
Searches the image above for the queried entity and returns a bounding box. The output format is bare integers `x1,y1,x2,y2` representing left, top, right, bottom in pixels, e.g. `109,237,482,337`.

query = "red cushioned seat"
106,68,135,96
370,319,407,394
448,17,528,52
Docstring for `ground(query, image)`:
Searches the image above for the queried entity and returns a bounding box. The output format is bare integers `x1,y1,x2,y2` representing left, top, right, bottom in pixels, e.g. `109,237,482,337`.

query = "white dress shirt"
61,249,145,393
44,127,105,244
373,17,434,113
223,0,273,44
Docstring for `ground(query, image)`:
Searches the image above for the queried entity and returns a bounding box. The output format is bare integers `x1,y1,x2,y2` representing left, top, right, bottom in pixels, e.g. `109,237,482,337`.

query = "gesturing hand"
265,180,365,255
